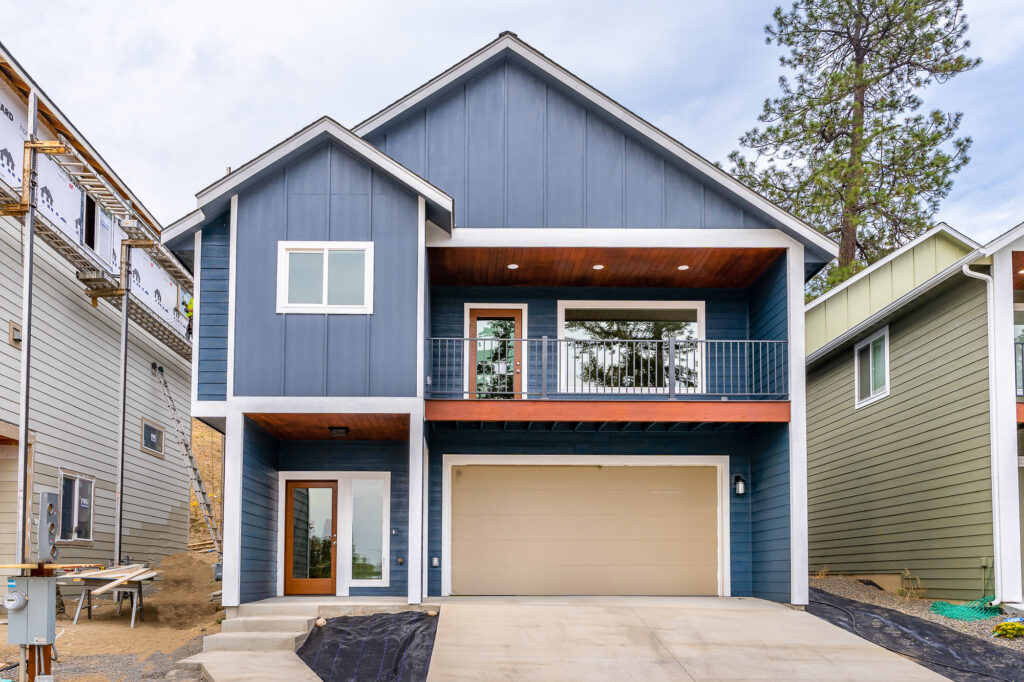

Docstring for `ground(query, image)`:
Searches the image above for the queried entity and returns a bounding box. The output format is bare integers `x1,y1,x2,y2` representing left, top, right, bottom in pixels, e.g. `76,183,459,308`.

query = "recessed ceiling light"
507,263,519,270
677,265,690,271
1018,269,1024,275
592,264,605,270
328,426,350,438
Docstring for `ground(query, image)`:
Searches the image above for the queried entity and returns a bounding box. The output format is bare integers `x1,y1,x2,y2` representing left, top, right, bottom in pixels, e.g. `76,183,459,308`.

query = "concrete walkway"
426,596,944,681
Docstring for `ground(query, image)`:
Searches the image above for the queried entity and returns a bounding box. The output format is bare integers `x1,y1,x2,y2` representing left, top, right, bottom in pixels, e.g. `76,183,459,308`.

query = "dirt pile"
147,551,221,627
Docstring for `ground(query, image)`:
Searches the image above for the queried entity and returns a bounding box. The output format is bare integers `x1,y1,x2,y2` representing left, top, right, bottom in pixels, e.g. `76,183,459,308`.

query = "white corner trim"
421,439,430,599
407,418,424,604
222,413,244,607
353,35,836,257
852,326,891,409
275,470,392,598
787,244,810,606
275,241,375,315
428,227,803,250
439,454,731,598
463,303,529,397
190,230,201,404
417,197,426,399
226,195,238,399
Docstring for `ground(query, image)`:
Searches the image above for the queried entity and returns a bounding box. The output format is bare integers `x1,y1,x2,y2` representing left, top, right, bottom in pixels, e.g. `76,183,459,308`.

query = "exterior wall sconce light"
733,475,747,496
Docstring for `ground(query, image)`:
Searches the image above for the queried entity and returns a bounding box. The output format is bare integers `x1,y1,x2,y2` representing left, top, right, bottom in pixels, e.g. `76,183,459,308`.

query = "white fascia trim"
980,218,1024,256
429,228,802,250
276,471,392,598
225,396,424,414
227,195,238,399
417,198,426,399
222,413,244,607
986,250,1024,603
191,400,229,419
786,244,809,606
190,231,202,404
162,208,206,245
439,454,731,598
852,326,891,410
195,117,453,218
354,35,836,258
275,241,375,315
808,224,981,311
462,303,529,397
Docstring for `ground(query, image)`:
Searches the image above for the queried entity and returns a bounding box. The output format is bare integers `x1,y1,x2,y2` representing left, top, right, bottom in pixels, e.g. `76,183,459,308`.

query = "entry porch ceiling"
246,413,409,441
428,247,785,288
1014,251,1024,289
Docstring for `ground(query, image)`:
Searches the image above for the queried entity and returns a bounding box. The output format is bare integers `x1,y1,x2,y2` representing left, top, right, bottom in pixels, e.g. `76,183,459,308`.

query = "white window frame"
275,241,374,315
56,469,95,545
276,471,391,596
556,300,706,394
854,326,890,408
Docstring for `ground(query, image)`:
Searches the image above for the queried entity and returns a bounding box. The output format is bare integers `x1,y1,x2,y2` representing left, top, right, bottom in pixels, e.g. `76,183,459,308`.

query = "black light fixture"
733,474,747,496
328,426,350,438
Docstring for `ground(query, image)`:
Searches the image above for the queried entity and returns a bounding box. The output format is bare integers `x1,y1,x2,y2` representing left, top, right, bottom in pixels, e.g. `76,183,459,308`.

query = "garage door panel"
453,512,718,542
451,464,721,596
454,563,718,596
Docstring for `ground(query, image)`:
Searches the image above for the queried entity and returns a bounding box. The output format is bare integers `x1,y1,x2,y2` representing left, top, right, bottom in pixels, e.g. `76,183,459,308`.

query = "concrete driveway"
426,596,943,681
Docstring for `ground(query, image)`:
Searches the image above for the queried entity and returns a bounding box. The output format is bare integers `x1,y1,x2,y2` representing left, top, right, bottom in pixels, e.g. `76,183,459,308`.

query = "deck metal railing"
426,338,788,400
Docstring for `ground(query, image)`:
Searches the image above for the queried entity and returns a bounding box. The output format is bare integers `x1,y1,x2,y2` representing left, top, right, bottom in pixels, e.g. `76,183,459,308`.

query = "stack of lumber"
69,564,158,595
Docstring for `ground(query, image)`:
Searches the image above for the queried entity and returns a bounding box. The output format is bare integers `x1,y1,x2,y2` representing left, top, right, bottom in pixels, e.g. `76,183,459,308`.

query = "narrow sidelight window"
854,327,889,407
277,241,374,314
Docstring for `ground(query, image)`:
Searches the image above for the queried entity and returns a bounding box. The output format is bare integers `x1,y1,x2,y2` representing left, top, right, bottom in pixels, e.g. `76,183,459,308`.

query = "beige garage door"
451,464,719,595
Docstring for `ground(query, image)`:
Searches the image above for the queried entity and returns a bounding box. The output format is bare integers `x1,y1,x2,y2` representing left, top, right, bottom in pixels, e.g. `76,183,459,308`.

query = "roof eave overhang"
353,34,838,262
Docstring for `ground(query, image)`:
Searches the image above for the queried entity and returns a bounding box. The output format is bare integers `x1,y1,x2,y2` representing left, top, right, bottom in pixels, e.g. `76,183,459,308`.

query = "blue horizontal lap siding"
369,58,772,230
750,425,791,602
423,429,785,600
197,217,229,400
279,441,410,597
240,418,279,603
232,141,418,397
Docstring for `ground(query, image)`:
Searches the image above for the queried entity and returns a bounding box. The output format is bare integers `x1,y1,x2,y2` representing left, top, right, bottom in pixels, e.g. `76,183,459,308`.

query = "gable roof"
353,32,838,262
805,223,980,363
163,116,454,246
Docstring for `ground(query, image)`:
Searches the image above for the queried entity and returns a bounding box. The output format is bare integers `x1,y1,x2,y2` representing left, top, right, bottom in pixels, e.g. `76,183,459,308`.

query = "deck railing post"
668,340,676,400
541,336,548,399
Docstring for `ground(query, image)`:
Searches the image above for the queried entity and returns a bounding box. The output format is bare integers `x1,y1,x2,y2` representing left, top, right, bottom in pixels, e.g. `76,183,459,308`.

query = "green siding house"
806,223,1024,607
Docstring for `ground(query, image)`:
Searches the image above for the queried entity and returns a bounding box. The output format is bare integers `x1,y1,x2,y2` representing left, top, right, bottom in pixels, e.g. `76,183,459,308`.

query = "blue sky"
5,0,1021,243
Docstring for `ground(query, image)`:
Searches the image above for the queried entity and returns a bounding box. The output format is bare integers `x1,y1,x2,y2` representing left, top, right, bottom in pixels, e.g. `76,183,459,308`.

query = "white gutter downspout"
962,263,1004,605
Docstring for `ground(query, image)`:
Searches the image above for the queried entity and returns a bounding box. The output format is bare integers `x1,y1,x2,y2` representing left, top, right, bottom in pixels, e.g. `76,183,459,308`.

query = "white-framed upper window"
854,326,890,408
276,241,374,315
57,469,94,544
556,300,706,394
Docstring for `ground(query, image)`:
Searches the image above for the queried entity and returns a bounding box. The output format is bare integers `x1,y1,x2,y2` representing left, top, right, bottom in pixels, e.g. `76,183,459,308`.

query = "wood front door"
284,480,338,595
468,308,524,399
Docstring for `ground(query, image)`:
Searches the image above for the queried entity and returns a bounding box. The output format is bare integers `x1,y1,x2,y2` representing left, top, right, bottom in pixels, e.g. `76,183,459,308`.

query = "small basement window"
276,241,374,314
141,418,165,457
855,327,889,407
58,470,94,543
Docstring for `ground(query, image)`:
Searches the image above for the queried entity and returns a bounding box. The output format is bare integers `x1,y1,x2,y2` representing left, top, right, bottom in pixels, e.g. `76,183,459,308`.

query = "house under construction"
0,40,195,573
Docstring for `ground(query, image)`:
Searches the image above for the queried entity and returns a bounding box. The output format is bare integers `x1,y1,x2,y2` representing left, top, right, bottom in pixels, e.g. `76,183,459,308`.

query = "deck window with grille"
855,327,889,407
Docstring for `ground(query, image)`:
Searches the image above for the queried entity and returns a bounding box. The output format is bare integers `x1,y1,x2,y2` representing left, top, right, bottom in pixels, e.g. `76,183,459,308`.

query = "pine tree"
730,0,979,295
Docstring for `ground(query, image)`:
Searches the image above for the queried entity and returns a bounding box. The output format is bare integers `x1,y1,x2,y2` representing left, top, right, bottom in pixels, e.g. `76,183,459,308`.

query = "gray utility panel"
5,576,57,645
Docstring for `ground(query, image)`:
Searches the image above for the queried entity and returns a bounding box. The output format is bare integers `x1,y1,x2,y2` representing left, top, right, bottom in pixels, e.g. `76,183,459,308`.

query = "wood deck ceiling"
428,247,785,288
246,413,410,440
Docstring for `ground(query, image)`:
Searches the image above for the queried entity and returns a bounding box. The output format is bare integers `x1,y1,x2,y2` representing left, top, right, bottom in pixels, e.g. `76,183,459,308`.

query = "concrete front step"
179,651,320,681
202,630,308,652
232,602,320,618
221,615,316,633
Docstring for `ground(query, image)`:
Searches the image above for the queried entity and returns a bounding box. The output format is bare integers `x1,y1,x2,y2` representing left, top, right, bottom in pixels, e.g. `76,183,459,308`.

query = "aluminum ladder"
152,362,222,557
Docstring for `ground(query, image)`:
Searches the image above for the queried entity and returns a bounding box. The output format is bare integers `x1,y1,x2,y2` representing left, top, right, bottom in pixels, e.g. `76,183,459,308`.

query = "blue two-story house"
163,33,837,607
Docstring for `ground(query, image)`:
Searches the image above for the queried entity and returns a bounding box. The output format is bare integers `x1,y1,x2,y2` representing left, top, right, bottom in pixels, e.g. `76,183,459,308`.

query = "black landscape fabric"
297,611,438,682
807,587,1024,682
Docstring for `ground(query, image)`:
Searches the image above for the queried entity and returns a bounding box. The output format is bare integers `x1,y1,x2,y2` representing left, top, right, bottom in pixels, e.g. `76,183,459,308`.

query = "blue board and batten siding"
240,418,279,603
232,141,419,397
366,58,772,231
197,216,229,401
425,426,791,601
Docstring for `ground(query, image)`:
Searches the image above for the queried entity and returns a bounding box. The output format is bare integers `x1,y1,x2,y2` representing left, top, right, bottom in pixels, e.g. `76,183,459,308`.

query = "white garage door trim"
441,454,731,597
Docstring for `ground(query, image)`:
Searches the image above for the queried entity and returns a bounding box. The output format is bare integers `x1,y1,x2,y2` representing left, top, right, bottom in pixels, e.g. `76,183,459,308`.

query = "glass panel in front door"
475,316,517,398
291,486,334,580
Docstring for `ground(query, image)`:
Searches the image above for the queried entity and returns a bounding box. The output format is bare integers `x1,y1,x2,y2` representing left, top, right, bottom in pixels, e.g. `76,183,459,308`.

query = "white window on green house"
58,471,94,543
276,241,374,314
855,327,889,407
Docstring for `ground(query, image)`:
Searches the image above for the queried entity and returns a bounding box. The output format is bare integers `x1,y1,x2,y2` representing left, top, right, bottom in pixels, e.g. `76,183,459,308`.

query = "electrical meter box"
4,576,56,645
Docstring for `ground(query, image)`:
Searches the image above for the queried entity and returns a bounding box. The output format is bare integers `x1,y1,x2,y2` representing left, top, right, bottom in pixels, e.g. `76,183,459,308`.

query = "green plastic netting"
929,596,1000,621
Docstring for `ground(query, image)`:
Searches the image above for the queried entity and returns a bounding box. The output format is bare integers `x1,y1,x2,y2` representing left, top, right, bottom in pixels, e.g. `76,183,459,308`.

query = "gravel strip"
811,576,1024,653
53,634,204,680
